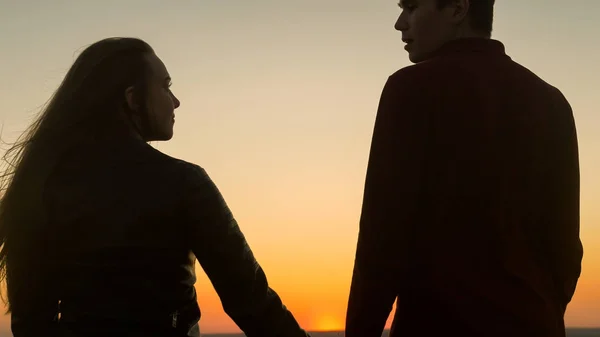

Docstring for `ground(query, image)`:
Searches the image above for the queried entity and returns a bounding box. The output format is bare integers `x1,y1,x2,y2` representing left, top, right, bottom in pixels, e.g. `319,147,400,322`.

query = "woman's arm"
180,165,309,337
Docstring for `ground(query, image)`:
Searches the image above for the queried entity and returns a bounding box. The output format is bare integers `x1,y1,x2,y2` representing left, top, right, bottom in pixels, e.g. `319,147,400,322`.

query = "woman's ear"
124,86,139,111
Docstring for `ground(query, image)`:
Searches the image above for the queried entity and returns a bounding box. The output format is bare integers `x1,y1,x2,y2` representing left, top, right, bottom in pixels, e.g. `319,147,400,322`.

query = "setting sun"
313,314,344,332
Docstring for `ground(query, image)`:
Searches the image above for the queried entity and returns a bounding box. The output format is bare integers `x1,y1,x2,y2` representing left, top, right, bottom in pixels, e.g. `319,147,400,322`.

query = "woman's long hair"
0,37,154,313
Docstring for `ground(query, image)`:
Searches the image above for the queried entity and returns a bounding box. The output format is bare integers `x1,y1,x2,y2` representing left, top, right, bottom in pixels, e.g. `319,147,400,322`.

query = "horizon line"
202,326,600,334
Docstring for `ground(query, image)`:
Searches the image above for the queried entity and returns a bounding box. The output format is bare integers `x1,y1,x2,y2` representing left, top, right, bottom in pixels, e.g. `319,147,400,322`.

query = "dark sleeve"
10,301,59,337
180,165,309,337
9,264,60,337
543,90,583,313
346,74,430,336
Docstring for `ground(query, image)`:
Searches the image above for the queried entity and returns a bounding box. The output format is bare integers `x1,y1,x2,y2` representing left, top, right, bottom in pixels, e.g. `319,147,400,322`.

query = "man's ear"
449,0,470,24
124,86,139,111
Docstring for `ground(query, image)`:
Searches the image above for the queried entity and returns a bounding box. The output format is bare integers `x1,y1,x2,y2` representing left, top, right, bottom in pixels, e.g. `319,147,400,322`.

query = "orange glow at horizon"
313,314,344,332
186,248,600,333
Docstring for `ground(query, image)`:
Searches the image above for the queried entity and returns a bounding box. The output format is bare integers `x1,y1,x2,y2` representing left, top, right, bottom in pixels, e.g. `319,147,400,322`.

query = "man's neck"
454,27,490,40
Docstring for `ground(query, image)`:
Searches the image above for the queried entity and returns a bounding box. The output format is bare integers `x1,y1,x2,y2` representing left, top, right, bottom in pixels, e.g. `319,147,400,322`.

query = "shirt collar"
430,38,508,59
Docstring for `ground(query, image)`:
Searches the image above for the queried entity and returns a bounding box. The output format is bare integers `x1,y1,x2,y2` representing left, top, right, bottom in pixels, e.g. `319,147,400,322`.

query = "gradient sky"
1,0,599,333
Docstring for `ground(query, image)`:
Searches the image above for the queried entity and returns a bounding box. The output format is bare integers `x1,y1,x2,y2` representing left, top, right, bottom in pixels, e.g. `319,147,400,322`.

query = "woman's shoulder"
141,146,211,188
128,141,205,174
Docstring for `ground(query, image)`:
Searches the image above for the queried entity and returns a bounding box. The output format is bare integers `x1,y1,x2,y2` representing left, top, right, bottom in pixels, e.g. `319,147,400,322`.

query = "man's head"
395,0,495,63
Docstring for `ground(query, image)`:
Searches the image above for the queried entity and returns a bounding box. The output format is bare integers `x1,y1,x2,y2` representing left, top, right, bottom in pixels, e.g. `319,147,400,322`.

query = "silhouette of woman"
0,37,309,337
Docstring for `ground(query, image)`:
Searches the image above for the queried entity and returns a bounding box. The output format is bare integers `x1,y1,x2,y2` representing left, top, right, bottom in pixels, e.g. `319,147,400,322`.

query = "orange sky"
1,0,599,334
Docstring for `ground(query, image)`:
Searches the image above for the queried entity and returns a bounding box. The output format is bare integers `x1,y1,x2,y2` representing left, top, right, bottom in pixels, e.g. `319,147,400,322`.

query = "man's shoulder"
388,53,567,102
387,49,498,83
388,63,429,82
382,62,448,98
495,59,570,105
386,59,455,90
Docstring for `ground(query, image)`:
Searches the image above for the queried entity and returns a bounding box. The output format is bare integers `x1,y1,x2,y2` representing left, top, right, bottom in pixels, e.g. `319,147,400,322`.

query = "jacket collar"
430,38,508,59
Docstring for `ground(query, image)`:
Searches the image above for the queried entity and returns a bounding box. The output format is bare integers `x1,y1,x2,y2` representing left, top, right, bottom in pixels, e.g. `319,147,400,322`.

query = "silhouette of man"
345,1,583,336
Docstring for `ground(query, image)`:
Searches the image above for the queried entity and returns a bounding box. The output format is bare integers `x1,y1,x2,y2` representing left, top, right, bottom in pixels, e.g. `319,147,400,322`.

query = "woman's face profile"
140,53,181,141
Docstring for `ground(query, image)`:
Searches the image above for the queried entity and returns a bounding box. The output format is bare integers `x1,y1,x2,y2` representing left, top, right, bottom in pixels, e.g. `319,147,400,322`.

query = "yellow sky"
1,0,599,333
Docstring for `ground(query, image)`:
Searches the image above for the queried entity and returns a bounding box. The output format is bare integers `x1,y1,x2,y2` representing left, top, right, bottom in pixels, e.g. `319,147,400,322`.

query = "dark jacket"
346,38,583,337
11,136,309,337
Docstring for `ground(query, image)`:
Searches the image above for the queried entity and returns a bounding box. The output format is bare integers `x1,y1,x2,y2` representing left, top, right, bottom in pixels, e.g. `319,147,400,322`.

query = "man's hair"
437,0,495,37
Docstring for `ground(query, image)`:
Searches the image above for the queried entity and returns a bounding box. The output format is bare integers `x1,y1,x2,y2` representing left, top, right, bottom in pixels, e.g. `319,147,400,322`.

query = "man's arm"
346,72,431,336
181,165,309,337
543,90,583,313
